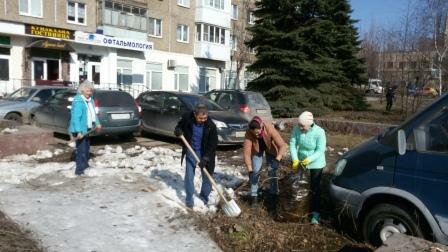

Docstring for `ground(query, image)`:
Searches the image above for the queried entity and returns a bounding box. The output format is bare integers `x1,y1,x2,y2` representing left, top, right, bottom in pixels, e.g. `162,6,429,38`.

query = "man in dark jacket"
174,104,218,208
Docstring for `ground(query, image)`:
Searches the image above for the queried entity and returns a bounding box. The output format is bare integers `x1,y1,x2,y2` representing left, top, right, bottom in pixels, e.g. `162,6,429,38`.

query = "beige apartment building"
0,0,256,95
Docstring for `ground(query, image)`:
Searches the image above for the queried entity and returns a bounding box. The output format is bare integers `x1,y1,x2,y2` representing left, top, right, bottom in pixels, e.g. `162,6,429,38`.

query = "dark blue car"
330,94,448,246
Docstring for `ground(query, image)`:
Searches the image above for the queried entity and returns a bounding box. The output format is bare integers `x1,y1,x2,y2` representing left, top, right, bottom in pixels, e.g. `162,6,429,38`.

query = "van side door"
397,102,448,238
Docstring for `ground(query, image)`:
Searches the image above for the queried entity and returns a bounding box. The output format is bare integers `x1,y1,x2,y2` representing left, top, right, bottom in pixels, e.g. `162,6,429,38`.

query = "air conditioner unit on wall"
167,59,176,69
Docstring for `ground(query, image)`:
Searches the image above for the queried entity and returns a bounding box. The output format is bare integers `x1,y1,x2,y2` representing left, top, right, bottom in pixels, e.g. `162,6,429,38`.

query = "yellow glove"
291,160,300,170
301,158,311,166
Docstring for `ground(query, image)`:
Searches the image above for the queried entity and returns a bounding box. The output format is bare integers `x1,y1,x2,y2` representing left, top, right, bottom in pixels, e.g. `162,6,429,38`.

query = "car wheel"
4,113,23,124
362,203,424,247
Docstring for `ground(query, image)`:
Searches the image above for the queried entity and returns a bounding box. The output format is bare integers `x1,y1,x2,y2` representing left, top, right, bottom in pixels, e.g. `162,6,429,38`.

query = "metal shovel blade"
223,199,241,217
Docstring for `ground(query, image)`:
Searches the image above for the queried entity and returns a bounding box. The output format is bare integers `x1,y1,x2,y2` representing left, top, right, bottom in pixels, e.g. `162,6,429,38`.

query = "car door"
217,92,236,111
158,93,188,136
35,95,57,129
140,92,164,133
396,100,448,237
52,91,75,134
206,91,222,104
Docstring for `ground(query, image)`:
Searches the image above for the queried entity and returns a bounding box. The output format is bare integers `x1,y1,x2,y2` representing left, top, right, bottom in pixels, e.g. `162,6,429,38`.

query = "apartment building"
0,0,256,95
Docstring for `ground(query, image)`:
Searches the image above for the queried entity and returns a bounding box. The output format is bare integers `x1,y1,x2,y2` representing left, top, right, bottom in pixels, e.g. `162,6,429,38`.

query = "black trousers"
309,169,323,213
386,98,393,111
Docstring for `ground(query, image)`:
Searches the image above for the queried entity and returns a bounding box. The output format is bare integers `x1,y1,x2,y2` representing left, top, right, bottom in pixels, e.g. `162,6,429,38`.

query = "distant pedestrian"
174,104,218,209
289,111,326,224
68,81,101,176
244,116,286,213
385,86,397,112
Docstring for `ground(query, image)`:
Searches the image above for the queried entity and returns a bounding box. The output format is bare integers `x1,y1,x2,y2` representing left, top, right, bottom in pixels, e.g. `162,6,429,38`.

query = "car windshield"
247,92,270,108
181,95,224,111
6,88,37,101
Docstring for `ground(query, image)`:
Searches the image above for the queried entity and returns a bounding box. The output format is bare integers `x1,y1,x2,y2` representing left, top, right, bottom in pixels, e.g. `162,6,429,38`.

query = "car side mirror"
397,129,407,155
31,97,41,103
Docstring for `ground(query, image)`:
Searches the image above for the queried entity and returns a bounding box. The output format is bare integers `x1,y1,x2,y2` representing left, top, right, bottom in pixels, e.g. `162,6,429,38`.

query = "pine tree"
246,0,367,113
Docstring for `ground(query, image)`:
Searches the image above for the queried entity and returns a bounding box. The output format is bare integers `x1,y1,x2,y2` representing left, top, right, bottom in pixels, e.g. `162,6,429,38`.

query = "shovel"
180,135,241,217
68,126,98,146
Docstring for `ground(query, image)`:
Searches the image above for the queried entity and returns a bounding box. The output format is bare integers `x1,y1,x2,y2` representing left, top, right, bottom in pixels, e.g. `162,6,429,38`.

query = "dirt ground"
0,211,42,252
205,127,373,252
321,96,435,125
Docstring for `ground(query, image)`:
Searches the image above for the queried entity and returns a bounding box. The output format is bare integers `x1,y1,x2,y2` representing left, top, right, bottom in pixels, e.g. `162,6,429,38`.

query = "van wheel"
5,113,23,124
362,203,424,247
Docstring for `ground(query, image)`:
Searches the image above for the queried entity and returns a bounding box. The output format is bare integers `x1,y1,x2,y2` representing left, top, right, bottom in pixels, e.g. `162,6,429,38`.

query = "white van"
367,79,384,94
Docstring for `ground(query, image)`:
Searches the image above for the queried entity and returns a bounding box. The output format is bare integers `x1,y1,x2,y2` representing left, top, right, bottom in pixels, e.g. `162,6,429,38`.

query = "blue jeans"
185,154,212,207
75,136,90,175
250,152,279,197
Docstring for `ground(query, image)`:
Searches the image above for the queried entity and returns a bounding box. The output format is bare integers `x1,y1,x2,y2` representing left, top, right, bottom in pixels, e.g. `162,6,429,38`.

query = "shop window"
177,25,189,43
104,1,147,31
175,66,189,91
0,48,9,81
199,68,216,93
67,1,86,25
0,58,8,81
145,63,162,90
196,24,226,45
117,59,132,85
148,18,162,37
19,0,42,17
32,59,60,81
177,0,189,7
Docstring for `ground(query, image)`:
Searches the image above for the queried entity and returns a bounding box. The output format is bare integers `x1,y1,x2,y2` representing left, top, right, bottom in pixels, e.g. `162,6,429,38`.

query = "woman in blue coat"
289,111,326,224
68,81,101,175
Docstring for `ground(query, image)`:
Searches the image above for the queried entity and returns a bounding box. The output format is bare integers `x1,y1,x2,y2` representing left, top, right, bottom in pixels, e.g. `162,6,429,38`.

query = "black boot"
250,196,258,208
268,194,280,219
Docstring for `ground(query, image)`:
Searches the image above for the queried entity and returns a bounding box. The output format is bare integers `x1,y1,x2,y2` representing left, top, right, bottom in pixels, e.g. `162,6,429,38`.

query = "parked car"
205,89,273,122
30,89,141,137
330,93,448,246
417,84,438,97
366,79,384,94
0,86,67,123
136,91,248,145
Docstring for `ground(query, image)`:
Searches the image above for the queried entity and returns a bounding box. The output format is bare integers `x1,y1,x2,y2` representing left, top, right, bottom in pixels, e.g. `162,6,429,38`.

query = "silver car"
0,86,66,123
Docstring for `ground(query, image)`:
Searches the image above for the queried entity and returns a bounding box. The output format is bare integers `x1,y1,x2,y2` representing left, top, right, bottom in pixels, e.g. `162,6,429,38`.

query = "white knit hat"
298,111,314,126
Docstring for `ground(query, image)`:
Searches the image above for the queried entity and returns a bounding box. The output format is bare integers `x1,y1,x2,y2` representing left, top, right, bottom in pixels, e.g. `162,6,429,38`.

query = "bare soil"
0,211,42,252
204,128,373,252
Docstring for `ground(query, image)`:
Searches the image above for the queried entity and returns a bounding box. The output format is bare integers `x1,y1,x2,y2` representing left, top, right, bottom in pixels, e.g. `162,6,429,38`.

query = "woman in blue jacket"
289,111,326,224
69,82,101,175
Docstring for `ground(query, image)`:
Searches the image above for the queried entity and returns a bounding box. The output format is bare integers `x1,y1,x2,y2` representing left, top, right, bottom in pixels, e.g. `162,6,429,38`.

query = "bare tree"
229,0,255,90
420,0,448,95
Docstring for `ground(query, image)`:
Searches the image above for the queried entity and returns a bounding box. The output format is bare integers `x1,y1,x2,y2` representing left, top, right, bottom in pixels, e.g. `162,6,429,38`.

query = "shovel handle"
179,135,229,204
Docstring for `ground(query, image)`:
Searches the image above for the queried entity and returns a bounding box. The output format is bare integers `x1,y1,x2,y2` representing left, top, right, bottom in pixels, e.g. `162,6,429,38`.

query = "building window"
117,59,132,85
32,59,60,81
248,11,256,24
19,0,42,17
208,0,224,10
248,47,256,54
386,62,394,69
175,66,189,91
199,68,216,93
399,62,405,69
148,18,162,37
146,63,163,90
67,1,86,25
0,48,10,81
230,35,237,51
231,4,238,20
104,1,147,31
177,25,189,43
196,24,226,45
177,0,190,7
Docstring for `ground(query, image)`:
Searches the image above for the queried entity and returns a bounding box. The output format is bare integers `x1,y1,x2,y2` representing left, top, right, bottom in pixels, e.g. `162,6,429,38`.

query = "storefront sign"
25,24,74,40
74,31,153,52
27,40,74,51
0,35,10,46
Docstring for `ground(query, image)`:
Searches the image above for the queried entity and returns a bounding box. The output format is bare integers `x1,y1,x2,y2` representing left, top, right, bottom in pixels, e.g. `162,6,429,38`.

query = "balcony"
195,0,231,28
194,41,230,61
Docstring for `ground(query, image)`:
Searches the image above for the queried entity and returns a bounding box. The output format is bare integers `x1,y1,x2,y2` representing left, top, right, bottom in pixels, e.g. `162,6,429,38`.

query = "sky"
349,0,411,37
